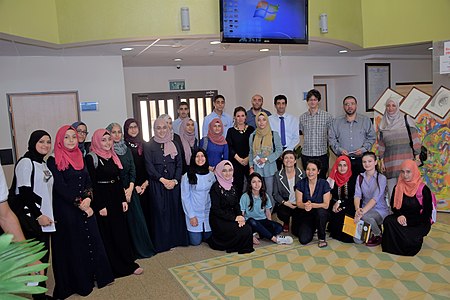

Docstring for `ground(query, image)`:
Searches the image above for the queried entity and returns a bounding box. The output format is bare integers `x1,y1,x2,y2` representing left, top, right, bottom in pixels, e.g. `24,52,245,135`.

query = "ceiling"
0,35,432,67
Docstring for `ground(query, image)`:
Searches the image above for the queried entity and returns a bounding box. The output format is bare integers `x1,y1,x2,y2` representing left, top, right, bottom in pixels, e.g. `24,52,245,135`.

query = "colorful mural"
374,112,450,212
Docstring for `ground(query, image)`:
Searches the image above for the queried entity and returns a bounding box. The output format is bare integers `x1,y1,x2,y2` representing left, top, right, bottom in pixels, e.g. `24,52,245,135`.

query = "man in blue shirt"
202,95,233,138
329,96,376,177
246,94,271,129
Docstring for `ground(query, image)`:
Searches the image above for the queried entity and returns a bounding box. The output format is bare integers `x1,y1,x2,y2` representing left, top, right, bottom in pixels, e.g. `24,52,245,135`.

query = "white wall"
123,65,237,118
0,56,127,150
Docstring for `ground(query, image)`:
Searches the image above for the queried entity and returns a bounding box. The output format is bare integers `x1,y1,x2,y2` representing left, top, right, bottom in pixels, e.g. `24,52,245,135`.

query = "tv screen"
220,0,308,44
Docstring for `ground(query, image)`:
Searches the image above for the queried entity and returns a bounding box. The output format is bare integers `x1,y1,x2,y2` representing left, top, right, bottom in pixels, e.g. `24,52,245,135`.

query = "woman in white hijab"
377,97,422,199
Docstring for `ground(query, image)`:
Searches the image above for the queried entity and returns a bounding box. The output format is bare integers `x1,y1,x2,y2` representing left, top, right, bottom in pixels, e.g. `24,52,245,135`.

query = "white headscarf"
379,97,413,131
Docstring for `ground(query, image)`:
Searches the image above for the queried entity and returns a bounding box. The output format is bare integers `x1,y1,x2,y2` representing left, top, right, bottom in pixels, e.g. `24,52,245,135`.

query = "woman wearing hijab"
199,118,229,169
378,97,422,199
178,117,199,172
144,118,189,253
158,114,187,173
181,149,216,245
13,130,54,300
327,155,356,243
226,106,255,194
107,123,155,258
123,119,151,232
86,129,142,277
249,112,283,208
72,121,91,157
382,160,432,256
207,160,254,254
47,125,114,299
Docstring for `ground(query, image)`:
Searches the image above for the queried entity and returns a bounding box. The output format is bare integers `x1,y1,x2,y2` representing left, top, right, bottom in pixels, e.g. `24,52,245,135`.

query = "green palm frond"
0,234,49,300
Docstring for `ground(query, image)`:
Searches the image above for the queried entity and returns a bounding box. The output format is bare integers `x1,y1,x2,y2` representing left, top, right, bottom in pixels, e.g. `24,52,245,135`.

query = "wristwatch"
173,179,178,185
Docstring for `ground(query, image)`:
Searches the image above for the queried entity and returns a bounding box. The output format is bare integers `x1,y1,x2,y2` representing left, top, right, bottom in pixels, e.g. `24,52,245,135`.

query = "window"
132,90,217,141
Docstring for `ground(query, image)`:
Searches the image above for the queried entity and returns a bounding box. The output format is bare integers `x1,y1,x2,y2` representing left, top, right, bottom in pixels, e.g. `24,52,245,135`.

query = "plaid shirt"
299,109,333,156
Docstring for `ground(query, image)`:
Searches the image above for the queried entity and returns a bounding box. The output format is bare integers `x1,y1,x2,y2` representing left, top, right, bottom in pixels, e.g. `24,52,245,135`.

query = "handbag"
404,115,427,167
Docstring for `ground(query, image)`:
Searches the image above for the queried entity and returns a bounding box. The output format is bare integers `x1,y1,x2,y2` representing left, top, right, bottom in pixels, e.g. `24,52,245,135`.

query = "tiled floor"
39,212,450,299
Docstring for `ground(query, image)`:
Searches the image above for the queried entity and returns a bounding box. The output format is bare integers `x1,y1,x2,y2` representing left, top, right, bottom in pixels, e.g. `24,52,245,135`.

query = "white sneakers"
276,235,294,245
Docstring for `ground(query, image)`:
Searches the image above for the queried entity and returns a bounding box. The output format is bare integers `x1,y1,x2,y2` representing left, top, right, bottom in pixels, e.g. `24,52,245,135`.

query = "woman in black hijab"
13,130,55,300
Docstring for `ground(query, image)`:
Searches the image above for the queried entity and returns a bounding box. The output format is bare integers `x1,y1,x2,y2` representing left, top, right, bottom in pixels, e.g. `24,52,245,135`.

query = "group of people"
0,89,434,299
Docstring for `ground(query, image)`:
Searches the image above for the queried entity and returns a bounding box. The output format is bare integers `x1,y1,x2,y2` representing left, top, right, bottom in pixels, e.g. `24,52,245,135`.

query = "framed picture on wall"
425,86,450,118
365,63,391,112
372,88,404,114
313,84,327,111
399,87,431,118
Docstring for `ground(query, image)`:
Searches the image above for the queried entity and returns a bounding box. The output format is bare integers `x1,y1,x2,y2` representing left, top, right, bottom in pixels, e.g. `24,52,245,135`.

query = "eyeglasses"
77,130,88,135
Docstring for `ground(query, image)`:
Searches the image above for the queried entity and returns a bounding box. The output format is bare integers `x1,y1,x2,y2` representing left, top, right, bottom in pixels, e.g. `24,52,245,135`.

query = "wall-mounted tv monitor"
220,0,308,44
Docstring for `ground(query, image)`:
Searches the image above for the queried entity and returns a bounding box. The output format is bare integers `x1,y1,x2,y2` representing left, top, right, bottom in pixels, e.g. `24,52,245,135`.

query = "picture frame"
365,63,391,112
169,80,186,90
399,87,431,118
372,88,404,114
313,84,327,111
425,86,450,119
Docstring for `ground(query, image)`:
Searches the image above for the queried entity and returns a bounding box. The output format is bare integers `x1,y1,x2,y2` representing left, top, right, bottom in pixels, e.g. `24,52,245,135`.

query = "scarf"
379,98,408,131
214,160,233,191
159,114,174,139
106,123,128,156
394,159,423,209
179,118,196,164
252,112,273,157
90,129,123,169
54,125,84,171
187,149,210,185
23,130,51,163
124,118,144,155
71,121,88,154
153,118,178,159
328,155,352,188
207,118,227,145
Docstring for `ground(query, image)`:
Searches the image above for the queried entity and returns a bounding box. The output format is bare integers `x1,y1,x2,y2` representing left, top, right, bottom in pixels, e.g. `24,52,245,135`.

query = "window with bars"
132,90,217,141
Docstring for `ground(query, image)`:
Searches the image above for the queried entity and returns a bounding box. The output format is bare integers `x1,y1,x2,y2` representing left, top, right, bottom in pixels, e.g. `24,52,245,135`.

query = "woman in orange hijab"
382,159,433,256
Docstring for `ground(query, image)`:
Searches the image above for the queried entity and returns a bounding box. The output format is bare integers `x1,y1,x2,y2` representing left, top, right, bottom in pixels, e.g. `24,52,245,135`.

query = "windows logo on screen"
254,1,279,21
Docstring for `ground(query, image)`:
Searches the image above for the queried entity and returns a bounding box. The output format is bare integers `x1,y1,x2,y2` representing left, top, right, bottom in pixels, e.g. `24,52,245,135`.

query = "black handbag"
404,115,427,167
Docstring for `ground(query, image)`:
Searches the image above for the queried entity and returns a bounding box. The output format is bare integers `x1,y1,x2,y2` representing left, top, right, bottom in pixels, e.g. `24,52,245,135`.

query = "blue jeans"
247,218,283,240
188,230,212,246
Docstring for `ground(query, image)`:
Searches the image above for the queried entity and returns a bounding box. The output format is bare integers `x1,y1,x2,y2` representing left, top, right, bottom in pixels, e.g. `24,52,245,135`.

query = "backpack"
201,137,209,151
87,152,99,169
357,173,390,208
415,183,437,224
404,115,428,166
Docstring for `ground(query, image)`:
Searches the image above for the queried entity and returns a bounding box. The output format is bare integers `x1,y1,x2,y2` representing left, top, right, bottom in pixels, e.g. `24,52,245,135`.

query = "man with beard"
246,94,271,129
299,89,333,179
329,96,376,177
173,101,199,139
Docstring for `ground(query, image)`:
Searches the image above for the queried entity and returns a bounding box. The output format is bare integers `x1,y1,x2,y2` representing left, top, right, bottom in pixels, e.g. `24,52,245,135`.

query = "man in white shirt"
0,161,25,241
202,95,233,138
269,95,300,151
172,101,199,139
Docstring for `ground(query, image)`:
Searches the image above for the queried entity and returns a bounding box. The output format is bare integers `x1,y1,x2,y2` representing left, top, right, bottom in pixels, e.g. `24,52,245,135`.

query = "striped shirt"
299,109,333,156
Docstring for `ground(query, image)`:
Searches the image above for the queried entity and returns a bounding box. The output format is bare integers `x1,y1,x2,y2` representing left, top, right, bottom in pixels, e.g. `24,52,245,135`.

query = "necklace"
234,124,248,134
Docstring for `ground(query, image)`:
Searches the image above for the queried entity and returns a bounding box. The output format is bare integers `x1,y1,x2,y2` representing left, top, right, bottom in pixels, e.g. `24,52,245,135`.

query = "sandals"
318,240,328,248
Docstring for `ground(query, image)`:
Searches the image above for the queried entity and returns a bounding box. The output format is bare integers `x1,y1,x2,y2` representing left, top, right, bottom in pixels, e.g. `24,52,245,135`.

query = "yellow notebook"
342,215,372,243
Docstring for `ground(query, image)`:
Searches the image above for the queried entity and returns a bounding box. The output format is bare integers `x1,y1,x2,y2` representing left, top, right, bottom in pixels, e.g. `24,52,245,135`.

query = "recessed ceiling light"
173,58,183,62
428,47,433,50
121,47,134,51
259,48,270,52
339,49,348,53
210,41,221,45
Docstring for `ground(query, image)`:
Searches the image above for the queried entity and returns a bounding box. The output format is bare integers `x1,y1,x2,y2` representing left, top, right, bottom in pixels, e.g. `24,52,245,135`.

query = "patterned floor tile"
170,224,450,299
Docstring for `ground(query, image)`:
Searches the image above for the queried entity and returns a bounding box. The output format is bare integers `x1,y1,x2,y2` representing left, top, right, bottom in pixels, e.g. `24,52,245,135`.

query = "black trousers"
349,156,364,181
301,154,329,179
297,208,328,245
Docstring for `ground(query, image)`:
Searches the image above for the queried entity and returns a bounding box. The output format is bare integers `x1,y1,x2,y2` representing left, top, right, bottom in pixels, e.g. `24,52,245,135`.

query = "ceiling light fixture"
339,49,348,53
173,58,183,62
210,41,221,45
428,47,433,50
121,47,134,51
260,48,270,52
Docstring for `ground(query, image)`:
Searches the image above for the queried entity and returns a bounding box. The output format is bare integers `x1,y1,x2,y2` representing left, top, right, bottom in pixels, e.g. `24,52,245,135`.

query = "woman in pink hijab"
144,118,189,253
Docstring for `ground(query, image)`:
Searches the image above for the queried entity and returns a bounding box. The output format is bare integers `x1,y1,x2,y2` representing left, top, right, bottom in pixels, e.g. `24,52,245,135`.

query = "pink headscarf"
207,118,227,145
153,118,178,159
179,118,196,164
54,125,84,171
90,129,123,169
214,160,234,191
